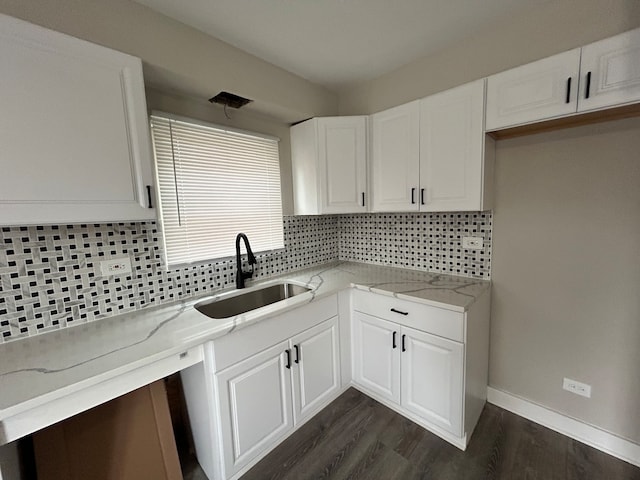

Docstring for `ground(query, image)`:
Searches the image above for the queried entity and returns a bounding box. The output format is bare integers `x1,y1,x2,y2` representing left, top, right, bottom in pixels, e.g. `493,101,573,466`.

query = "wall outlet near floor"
462,236,484,250
563,377,592,398
100,257,132,276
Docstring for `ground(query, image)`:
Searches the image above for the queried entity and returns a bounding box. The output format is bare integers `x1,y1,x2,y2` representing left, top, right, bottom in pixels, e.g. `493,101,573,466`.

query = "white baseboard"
487,387,640,468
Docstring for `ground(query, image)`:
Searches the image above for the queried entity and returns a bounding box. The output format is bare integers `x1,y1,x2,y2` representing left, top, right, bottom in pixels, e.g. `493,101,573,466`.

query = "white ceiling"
133,0,546,91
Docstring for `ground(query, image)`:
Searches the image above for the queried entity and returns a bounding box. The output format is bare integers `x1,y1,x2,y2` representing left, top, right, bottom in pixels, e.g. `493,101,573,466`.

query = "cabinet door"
318,117,368,214
0,14,155,225
216,340,293,478
578,27,640,112
371,101,420,212
400,326,464,436
352,311,400,403
420,80,486,212
290,317,341,424
485,49,580,130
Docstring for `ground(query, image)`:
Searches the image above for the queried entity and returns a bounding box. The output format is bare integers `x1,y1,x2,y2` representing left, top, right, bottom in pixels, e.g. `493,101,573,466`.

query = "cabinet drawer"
352,289,464,342
211,294,338,372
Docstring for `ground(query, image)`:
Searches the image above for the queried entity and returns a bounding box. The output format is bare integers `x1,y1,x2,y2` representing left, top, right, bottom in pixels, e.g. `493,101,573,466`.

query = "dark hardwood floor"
185,388,640,480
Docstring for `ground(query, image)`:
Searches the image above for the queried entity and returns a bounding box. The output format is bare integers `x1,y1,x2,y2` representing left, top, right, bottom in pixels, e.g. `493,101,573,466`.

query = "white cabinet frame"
0,14,156,225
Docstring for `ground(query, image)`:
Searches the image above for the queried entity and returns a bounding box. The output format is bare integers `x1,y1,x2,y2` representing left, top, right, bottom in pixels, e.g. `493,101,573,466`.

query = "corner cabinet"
351,289,490,449
371,80,493,212
486,27,640,131
291,116,368,214
180,295,342,480
0,14,156,225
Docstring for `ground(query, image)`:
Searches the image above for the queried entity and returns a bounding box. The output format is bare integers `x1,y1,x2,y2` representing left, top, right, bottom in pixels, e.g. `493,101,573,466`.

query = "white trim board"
487,387,640,468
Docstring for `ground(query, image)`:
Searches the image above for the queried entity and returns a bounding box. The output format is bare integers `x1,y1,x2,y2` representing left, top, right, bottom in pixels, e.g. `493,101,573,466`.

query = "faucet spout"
235,233,257,289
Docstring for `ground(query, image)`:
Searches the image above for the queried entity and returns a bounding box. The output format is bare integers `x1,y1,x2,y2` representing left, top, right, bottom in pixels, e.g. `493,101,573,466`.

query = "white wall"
492,118,640,443
0,0,338,123
339,0,640,115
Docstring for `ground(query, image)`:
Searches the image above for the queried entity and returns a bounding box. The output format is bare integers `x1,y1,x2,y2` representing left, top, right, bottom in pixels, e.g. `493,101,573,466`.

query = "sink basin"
195,282,311,319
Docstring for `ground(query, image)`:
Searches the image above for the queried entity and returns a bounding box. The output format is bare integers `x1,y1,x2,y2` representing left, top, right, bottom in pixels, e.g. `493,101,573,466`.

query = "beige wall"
146,88,295,215
339,0,640,114
492,118,640,443
0,0,337,123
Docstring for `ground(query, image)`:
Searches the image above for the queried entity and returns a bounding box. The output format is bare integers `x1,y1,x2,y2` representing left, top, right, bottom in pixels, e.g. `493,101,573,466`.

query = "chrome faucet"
235,233,257,289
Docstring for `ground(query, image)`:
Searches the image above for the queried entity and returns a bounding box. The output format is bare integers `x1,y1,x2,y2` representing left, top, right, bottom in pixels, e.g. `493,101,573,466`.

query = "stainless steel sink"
195,282,311,319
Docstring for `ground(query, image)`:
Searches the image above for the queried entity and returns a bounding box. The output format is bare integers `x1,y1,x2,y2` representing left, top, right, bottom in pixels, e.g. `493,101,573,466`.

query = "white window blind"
150,113,284,266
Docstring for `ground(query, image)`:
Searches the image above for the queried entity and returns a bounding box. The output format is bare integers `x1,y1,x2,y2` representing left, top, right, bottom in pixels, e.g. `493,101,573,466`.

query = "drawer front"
212,294,338,372
352,289,464,342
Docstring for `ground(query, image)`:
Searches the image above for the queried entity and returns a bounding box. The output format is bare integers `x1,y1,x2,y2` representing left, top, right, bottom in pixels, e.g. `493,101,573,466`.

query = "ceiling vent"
208,91,253,109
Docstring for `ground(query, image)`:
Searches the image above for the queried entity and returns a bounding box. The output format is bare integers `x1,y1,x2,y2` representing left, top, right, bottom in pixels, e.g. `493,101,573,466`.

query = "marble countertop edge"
0,261,490,426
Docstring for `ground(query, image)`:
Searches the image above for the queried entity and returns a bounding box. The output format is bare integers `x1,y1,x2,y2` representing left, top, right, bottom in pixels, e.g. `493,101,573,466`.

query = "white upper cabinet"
291,116,367,215
371,82,492,213
0,14,155,225
486,26,640,131
485,49,581,131
420,80,493,211
371,101,421,212
578,28,640,112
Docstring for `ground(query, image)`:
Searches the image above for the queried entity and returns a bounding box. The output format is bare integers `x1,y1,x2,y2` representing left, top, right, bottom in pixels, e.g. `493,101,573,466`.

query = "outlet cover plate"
563,377,592,398
100,257,132,276
462,236,484,250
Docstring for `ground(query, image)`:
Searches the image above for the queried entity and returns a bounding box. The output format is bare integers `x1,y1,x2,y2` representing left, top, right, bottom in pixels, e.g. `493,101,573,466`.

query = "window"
150,113,284,267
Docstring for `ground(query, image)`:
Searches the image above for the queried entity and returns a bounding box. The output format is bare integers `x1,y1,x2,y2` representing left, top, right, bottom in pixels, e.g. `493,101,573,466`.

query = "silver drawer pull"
390,308,408,316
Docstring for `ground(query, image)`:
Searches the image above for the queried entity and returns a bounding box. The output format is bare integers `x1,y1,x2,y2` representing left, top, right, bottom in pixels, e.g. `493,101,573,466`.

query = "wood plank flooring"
185,388,640,480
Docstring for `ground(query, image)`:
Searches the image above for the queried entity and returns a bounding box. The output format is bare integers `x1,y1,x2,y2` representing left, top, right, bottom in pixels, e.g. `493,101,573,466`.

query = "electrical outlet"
100,257,132,276
563,377,592,398
462,236,484,250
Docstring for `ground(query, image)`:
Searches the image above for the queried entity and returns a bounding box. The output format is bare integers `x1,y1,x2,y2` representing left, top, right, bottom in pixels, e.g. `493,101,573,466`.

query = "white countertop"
0,261,490,443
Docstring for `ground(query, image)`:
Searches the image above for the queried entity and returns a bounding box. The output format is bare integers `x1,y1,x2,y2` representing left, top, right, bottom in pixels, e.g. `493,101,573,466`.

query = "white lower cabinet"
181,288,489,479
216,340,294,477
351,289,490,449
291,320,341,424
352,312,463,437
181,296,341,480
352,312,400,403
400,326,464,437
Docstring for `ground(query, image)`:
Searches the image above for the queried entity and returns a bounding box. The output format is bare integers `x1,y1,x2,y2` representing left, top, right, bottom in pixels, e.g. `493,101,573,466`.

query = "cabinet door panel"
352,312,400,403
291,317,341,424
318,117,367,213
371,102,420,212
578,28,640,112
420,80,485,211
0,14,154,225
216,340,293,477
401,326,463,436
485,49,580,130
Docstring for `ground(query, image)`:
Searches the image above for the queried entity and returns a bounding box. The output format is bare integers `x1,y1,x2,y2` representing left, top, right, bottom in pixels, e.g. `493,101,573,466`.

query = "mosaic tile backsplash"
0,216,338,342
0,212,491,342
338,212,492,278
